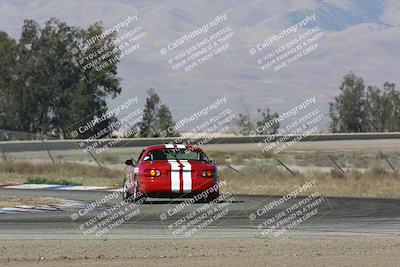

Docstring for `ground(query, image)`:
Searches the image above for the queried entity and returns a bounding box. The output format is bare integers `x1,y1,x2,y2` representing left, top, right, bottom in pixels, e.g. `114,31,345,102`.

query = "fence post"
87,149,102,168
41,139,56,165
275,157,296,176
226,164,243,175
379,150,398,177
0,145,6,160
327,154,346,175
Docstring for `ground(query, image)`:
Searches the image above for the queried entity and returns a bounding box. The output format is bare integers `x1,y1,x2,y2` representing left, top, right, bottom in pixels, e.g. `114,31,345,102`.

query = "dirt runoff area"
1,236,400,266
0,197,63,208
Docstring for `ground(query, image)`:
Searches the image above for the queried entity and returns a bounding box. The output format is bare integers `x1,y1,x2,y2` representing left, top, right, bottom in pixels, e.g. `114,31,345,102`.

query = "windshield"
143,148,209,161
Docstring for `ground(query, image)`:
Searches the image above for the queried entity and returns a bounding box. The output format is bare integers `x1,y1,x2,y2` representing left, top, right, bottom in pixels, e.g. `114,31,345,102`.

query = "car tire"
123,175,146,203
131,175,145,203
122,175,133,202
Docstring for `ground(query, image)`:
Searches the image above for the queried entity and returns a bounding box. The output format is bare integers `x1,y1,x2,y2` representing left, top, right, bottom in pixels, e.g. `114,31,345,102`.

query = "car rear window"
143,148,209,161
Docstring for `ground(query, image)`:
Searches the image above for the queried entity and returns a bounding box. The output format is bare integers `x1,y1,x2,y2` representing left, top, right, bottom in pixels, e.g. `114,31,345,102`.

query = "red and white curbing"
0,199,89,214
0,183,121,192
0,184,121,214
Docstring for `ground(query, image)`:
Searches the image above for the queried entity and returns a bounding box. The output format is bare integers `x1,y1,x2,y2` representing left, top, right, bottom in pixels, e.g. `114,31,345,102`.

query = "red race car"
122,144,219,202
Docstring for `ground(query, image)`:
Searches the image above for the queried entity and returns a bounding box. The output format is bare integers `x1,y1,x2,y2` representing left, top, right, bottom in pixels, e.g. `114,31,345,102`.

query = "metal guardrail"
0,133,399,152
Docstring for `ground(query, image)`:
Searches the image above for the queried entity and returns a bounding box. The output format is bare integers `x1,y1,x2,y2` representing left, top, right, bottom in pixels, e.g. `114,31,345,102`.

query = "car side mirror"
125,159,137,166
210,160,216,165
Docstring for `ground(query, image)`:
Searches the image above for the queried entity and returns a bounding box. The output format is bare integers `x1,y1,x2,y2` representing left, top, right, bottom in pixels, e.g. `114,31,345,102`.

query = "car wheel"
132,176,146,203
122,175,133,202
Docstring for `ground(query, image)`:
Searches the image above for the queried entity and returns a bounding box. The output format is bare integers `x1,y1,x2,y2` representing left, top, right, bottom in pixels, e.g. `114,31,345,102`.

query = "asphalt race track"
1,188,400,240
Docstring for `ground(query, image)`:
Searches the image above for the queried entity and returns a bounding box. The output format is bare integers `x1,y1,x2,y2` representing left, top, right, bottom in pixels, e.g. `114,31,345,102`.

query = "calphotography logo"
69,191,145,237
250,96,325,155
70,14,147,82
67,96,142,155
252,14,317,53
160,14,236,72
158,180,239,238
250,14,325,72
249,180,333,238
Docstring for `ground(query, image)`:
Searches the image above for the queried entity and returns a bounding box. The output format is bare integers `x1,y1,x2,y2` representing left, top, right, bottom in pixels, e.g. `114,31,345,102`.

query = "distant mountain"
1,0,399,130
289,0,387,31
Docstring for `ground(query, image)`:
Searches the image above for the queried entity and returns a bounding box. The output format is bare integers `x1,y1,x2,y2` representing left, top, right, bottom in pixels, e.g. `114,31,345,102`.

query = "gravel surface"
1,236,400,266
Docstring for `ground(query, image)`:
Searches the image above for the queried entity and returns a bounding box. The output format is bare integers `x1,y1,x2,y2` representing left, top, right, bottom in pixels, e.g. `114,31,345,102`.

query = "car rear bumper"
138,176,218,197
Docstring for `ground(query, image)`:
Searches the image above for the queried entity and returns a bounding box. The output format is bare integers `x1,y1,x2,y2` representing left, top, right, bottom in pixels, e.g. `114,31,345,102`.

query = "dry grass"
206,150,273,165
220,168,400,198
0,160,119,178
206,149,400,168
0,160,121,187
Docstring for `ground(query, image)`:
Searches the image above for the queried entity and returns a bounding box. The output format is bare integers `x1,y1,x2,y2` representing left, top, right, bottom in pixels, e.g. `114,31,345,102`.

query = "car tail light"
201,170,214,178
145,169,161,177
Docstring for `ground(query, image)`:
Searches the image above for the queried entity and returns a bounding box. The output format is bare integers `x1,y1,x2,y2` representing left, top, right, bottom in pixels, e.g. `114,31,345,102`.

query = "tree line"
329,72,400,132
144,73,399,136
0,18,121,139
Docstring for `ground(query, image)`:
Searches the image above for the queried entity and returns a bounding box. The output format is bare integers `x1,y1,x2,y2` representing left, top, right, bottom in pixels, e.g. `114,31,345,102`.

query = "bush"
369,166,389,177
329,168,345,179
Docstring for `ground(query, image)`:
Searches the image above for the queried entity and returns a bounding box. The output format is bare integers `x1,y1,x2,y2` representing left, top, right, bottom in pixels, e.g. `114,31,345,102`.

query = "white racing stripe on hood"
180,160,192,192
168,160,180,192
